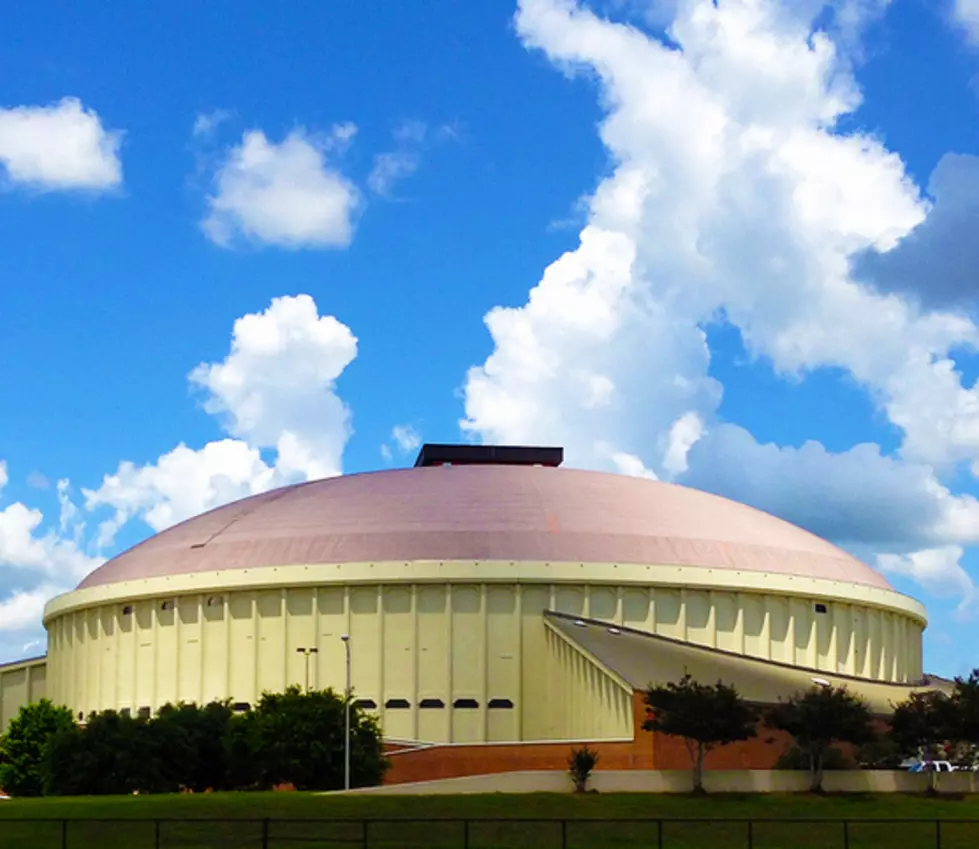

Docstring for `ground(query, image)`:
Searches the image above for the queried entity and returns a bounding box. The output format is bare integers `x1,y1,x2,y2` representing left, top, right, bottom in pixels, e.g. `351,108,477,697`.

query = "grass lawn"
1,791,978,848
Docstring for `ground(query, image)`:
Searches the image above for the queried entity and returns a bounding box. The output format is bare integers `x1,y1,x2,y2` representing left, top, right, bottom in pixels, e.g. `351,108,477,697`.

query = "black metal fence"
1,817,978,849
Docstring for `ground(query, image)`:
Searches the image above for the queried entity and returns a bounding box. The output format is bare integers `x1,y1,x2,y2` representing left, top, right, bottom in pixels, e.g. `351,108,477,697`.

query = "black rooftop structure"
413,443,564,468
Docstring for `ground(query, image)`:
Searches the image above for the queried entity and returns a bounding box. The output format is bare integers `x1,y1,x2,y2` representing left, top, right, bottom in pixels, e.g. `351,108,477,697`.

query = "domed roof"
77,465,892,591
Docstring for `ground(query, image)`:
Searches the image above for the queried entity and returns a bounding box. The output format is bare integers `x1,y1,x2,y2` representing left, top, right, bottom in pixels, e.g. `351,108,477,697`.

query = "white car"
908,760,957,773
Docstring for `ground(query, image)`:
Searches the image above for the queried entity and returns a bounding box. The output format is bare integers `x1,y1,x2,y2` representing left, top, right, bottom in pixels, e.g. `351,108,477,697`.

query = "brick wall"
384,690,800,785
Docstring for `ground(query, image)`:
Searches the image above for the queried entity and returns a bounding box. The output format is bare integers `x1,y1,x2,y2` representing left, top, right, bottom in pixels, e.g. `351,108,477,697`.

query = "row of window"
108,698,516,719
121,599,834,616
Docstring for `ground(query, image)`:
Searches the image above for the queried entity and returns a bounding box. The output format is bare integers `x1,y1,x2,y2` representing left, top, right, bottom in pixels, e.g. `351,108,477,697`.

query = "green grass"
1,792,978,849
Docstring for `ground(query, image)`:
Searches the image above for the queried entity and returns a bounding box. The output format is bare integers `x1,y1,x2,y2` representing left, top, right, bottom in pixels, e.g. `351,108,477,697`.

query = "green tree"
891,691,956,763
247,686,387,790
153,701,235,792
643,674,757,793
951,670,979,750
0,700,75,797
765,685,875,792
44,710,160,796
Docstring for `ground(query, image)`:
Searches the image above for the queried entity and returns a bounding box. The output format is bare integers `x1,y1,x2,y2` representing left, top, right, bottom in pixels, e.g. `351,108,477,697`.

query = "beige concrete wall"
343,769,979,796
538,620,633,741
0,658,47,732
44,568,925,739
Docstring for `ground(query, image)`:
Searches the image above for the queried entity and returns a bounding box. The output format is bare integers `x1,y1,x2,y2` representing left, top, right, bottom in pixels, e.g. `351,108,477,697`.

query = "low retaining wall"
350,769,979,795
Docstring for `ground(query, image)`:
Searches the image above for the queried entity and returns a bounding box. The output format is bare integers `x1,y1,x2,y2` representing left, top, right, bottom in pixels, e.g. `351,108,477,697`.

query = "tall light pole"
341,633,351,791
296,647,318,692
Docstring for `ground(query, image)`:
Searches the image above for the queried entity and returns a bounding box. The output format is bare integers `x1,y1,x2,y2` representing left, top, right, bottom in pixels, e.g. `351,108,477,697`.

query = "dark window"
385,698,410,709
419,698,445,709
488,698,514,709
161,600,175,611
206,595,223,607
814,603,828,614
77,711,84,721
137,707,151,719
453,698,479,709
232,702,251,713
120,708,131,718
353,699,377,710
121,605,133,615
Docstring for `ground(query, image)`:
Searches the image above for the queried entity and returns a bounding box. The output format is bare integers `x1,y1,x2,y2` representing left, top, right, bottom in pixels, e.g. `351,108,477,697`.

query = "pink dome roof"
77,465,892,591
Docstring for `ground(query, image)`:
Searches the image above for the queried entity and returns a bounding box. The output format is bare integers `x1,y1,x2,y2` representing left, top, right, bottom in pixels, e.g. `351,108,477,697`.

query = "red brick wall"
648,725,795,770
383,691,797,785
385,692,655,784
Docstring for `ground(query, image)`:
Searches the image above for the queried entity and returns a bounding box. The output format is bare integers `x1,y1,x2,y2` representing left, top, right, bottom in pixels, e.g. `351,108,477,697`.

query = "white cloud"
189,294,357,481
0,97,122,191
202,126,360,248
0,498,100,584
460,0,979,608
391,424,422,454
193,109,231,138
368,119,459,197
954,0,979,45
85,440,274,546
368,120,429,197
0,585,62,633
368,150,422,197
681,423,979,551
85,295,357,543
0,460,102,658
26,471,50,490
878,547,977,616
662,412,704,476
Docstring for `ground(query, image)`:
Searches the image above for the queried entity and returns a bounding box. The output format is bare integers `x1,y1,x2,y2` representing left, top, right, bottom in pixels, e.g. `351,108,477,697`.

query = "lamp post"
295,647,318,692
341,633,351,791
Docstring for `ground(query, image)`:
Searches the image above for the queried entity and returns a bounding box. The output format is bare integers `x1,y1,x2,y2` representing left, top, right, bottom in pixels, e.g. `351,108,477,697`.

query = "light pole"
296,647,318,692
341,633,351,791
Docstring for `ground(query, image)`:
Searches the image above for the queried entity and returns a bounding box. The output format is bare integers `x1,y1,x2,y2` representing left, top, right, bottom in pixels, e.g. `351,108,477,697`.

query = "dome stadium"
3,444,941,778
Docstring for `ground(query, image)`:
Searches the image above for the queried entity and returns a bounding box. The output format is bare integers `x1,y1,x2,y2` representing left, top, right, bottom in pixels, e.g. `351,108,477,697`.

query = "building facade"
1,445,940,780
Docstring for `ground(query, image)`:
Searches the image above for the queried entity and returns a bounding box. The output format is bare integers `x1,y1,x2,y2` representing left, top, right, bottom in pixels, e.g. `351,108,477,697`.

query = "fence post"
843,820,849,849
657,819,663,849
747,820,753,849
362,819,369,849
936,820,942,849
61,819,67,849
561,819,567,849
463,820,469,849
261,818,270,849
154,819,161,849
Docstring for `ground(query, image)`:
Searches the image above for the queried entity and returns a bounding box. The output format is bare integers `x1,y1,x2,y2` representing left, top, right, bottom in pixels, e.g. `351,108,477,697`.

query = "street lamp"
296,647,318,692
341,633,351,791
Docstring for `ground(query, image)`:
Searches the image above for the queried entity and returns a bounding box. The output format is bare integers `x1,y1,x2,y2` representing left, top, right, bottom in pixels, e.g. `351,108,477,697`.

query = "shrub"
568,745,599,793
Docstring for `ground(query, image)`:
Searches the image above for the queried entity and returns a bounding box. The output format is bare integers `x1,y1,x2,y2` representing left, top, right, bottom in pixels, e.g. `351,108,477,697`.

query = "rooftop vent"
414,443,563,468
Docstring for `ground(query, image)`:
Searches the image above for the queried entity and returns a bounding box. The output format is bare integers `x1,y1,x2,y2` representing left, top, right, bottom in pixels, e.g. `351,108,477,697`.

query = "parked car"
908,760,957,773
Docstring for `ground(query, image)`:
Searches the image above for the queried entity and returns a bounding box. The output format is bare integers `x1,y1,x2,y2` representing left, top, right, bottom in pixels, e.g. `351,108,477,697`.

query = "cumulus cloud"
0,585,62,633
953,0,979,44
0,461,102,659
854,154,979,308
0,97,122,191
203,126,360,248
681,424,979,551
85,295,357,544
878,547,977,616
460,0,979,608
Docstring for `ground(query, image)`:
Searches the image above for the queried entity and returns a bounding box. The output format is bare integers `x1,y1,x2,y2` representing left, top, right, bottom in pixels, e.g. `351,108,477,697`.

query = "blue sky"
2,0,979,677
